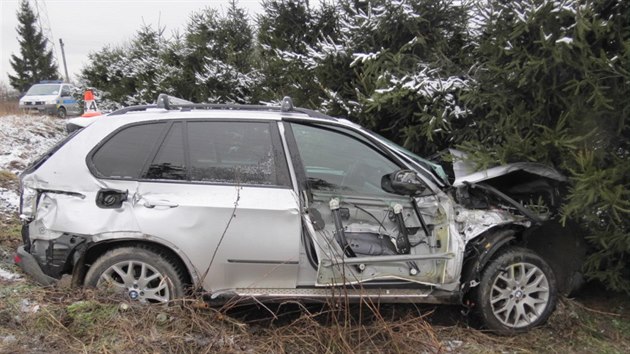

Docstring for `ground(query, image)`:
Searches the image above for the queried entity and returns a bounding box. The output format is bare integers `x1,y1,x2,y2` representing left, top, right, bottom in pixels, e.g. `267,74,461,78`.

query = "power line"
32,0,60,72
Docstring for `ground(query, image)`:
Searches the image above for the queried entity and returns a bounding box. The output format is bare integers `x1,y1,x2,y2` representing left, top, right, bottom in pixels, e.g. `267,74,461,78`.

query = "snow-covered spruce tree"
81,2,257,106
9,0,59,93
459,0,630,291
80,45,126,104
81,25,167,105
303,0,472,156
256,0,339,106
186,1,259,103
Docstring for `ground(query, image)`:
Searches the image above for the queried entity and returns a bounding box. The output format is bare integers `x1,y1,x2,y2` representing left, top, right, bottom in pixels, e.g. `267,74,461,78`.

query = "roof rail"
107,93,336,121
109,105,159,116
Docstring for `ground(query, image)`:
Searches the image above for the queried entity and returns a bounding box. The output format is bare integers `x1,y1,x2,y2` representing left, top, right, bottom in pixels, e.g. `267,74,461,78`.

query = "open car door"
286,122,462,290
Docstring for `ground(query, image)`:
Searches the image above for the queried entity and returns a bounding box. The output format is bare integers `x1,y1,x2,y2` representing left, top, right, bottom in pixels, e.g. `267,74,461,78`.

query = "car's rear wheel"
84,247,185,303
474,247,557,334
57,106,67,118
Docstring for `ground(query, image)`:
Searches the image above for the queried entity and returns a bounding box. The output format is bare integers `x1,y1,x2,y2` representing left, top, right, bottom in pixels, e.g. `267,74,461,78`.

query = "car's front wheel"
474,247,557,334
57,106,67,118
84,246,185,304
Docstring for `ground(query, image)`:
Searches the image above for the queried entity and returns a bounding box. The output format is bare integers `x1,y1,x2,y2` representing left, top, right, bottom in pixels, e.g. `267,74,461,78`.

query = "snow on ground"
0,188,20,220
0,266,22,281
0,115,67,217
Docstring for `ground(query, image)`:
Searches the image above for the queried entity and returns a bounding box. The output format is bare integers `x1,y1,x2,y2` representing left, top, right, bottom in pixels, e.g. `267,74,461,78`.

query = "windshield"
370,132,450,185
25,84,61,96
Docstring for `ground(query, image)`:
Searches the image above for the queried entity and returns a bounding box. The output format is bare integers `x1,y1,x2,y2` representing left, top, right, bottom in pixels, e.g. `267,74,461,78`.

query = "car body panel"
450,149,567,187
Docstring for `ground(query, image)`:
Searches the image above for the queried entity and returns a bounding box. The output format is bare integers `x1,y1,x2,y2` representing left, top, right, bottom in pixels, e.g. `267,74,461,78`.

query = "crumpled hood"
450,149,567,187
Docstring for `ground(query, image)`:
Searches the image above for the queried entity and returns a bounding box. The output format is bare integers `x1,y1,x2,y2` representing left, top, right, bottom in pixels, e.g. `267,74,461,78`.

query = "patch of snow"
20,299,40,313
556,37,573,45
0,266,22,281
0,115,66,173
0,115,66,216
0,187,20,216
351,51,382,67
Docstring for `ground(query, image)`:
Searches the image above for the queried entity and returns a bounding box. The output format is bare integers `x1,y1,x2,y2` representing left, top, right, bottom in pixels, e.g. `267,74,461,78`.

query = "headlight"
19,186,38,220
47,99,58,105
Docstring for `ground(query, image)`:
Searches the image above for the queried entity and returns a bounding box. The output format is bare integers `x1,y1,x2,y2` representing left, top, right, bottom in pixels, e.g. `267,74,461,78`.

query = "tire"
473,247,557,334
84,246,185,304
57,106,67,118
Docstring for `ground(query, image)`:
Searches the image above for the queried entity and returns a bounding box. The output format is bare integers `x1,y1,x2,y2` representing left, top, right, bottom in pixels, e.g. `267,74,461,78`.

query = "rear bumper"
15,245,57,286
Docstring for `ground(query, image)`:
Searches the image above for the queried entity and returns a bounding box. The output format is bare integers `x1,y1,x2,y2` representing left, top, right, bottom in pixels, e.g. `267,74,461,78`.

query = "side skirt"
208,287,460,305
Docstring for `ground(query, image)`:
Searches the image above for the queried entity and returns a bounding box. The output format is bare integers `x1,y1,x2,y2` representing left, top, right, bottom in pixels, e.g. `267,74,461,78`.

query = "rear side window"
90,120,290,187
92,123,166,179
144,122,186,180
187,121,278,185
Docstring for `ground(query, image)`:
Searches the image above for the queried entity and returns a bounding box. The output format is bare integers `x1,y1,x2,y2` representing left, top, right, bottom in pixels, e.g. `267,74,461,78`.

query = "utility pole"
59,38,70,82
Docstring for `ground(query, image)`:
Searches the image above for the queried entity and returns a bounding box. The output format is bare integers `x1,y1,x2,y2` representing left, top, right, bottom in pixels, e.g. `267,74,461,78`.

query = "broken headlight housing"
19,185,38,221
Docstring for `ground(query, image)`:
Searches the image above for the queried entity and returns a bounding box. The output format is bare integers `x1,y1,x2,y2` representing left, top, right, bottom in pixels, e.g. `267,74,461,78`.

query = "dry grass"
0,100,20,116
1,282,627,354
0,170,19,192
1,218,629,354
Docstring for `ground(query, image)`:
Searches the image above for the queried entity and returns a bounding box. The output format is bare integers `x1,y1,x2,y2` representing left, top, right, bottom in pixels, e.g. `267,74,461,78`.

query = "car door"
60,85,79,115
89,120,301,292
285,122,458,288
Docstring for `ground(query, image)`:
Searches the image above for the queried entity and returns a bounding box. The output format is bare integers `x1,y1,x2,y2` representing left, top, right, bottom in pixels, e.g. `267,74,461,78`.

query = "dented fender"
455,208,530,243
460,229,517,293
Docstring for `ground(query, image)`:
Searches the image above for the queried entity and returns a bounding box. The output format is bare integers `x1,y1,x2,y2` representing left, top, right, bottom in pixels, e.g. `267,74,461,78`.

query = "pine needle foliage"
458,0,630,291
9,0,60,92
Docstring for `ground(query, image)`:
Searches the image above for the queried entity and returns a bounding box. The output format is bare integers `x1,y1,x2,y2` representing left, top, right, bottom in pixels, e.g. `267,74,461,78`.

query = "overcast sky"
1,0,263,87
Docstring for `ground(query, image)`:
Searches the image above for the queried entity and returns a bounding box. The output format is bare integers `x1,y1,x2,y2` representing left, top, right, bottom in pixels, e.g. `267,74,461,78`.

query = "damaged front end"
450,149,567,224
447,150,585,295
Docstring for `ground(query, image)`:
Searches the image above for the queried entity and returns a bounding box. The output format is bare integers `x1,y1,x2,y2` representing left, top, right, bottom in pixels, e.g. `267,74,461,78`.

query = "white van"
18,81,81,118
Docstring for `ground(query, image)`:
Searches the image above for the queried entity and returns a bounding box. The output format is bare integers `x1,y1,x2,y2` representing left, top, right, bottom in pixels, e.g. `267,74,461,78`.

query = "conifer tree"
459,0,630,291
9,0,59,93
303,0,471,156
81,1,257,105
256,0,337,106
81,25,165,105
188,1,259,103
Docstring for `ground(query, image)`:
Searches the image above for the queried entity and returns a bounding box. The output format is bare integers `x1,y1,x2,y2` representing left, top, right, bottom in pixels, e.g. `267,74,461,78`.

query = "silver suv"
15,95,579,333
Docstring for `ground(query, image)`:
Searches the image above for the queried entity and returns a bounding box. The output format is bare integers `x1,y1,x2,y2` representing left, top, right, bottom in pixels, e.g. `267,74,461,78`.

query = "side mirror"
381,170,427,196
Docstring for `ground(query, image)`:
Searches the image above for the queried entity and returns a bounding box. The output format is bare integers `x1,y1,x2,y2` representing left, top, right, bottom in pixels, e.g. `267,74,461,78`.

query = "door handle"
142,199,179,209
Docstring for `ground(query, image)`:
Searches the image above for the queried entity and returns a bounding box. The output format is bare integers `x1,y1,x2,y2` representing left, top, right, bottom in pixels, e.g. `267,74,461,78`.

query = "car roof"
68,95,347,129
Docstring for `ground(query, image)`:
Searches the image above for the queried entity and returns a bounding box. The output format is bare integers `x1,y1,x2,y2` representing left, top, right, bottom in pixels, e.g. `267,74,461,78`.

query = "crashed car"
15,95,583,334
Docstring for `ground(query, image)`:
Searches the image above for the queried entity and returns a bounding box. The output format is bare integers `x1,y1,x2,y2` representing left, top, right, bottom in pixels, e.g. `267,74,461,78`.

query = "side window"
92,123,166,179
60,85,71,96
187,121,282,185
291,123,400,196
144,122,186,180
